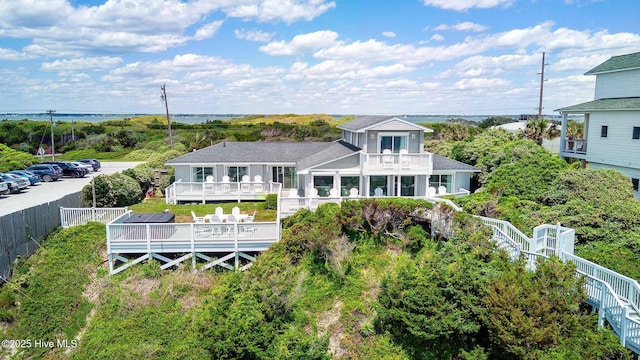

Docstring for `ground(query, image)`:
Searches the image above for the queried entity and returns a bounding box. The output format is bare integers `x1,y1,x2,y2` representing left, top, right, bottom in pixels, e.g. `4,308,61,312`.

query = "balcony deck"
165,181,281,204
107,211,279,274
361,152,432,174
561,139,587,159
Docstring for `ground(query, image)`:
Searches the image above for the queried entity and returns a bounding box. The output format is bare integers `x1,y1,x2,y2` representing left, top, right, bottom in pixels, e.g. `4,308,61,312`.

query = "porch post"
559,113,567,160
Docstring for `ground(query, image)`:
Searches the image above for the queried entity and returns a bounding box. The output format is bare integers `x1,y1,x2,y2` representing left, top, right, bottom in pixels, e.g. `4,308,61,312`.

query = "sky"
1,0,640,116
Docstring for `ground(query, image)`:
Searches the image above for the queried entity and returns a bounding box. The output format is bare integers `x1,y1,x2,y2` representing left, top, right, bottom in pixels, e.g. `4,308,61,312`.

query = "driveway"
0,162,143,217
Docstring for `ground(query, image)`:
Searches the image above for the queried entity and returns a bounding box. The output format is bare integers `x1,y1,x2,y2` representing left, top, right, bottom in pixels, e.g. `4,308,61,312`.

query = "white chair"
191,211,205,223
399,149,410,168
232,206,240,216
382,149,394,169
206,175,214,182
204,175,215,192
227,214,238,223
329,188,339,197
208,214,222,223
374,187,384,197
348,187,359,198
309,188,319,198
427,186,437,197
309,188,319,210
221,175,231,193
245,210,256,222
437,186,447,195
241,175,250,183
253,175,264,193
215,207,224,216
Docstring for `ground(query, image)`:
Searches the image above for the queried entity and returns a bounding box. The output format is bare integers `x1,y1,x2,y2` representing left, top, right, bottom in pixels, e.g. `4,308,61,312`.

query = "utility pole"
47,109,56,160
160,84,173,149
537,52,548,119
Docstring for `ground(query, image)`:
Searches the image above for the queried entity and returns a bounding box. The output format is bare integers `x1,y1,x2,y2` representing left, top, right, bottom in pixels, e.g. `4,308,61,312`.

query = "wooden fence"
0,192,81,281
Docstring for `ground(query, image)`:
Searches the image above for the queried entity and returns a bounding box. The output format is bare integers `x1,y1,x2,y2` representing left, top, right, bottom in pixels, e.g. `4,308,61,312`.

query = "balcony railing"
165,181,281,204
361,152,432,174
563,139,587,155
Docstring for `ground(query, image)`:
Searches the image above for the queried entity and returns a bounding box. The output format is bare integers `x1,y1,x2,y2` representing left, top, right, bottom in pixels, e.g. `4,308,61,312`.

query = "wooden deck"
165,181,281,204
107,211,279,274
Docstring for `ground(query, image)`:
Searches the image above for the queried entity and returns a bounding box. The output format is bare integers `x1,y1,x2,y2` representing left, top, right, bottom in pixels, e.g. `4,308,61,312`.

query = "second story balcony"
561,138,587,159
360,151,433,175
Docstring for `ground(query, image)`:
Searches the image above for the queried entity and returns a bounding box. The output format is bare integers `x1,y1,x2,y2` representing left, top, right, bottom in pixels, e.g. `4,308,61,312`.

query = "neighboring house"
165,116,479,204
556,51,640,200
493,121,560,154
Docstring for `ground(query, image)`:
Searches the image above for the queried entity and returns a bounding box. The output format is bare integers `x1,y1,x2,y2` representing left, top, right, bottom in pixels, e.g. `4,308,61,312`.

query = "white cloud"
260,30,340,56
382,31,396,38
0,47,37,61
234,28,275,42
423,0,514,11
434,22,488,32
41,56,123,71
194,21,224,41
223,0,336,24
431,34,445,42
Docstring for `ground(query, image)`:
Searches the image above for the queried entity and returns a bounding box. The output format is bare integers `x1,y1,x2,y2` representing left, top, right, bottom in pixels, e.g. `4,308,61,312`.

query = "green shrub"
265,193,278,209
81,173,142,207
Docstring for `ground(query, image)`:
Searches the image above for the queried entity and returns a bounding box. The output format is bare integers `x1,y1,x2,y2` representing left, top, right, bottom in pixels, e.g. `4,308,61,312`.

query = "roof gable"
585,52,640,75
337,115,432,133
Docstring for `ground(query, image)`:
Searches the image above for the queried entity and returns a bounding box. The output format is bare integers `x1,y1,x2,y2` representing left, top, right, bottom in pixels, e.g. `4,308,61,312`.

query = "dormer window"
379,134,408,153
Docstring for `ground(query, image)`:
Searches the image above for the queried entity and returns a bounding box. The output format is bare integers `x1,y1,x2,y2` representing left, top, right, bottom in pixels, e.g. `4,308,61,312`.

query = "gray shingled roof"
585,52,640,75
337,115,398,131
296,140,360,171
432,154,480,172
166,141,331,164
555,97,640,113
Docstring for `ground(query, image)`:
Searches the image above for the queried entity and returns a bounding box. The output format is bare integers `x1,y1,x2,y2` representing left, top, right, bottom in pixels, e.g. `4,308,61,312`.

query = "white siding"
585,111,640,169
174,166,190,182
369,119,422,131
594,70,640,99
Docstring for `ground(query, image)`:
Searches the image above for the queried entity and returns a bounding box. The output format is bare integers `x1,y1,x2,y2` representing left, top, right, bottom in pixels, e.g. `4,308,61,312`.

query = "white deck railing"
165,181,281,204
483,216,640,354
60,207,129,228
361,152,432,174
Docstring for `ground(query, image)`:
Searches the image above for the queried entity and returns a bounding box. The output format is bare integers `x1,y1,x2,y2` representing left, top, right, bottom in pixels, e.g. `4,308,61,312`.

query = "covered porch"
165,180,282,204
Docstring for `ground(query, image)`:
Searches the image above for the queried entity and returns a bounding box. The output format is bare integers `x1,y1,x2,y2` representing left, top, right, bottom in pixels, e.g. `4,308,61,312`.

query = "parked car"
0,173,25,193
78,158,101,171
0,180,9,195
43,161,87,178
26,164,62,182
8,170,41,185
4,173,29,190
70,161,93,174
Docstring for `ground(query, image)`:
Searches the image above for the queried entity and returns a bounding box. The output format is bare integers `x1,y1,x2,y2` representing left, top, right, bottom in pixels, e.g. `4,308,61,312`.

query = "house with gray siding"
556,51,640,200
164,116,478,204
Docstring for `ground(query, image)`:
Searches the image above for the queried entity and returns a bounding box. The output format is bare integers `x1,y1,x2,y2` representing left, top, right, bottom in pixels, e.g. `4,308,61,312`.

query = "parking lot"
0,162,142,217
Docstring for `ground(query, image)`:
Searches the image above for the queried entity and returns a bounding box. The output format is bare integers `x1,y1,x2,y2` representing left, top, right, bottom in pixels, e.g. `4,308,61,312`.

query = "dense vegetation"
0,199,631,359
1,114,639,358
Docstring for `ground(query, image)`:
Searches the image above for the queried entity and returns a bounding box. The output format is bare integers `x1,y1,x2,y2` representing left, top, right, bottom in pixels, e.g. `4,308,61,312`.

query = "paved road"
0,162,142,217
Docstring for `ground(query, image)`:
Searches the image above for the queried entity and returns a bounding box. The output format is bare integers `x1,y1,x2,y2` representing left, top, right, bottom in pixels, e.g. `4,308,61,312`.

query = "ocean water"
1,113,517,125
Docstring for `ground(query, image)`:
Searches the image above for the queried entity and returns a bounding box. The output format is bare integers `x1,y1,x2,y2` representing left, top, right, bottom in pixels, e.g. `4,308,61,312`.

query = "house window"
633,178,639,192
429,174,452,193
380,135,407,153
191,166,215,182
400,176,415,196
633,127,640,140
227,166,248,182
341,176,360,196
601,125,608,137
370,176,387,196
313,176,334,197
272,166,297,188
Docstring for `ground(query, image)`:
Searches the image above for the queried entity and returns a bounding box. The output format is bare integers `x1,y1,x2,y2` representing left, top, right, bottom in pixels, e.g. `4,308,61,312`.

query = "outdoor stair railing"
480,216,640,354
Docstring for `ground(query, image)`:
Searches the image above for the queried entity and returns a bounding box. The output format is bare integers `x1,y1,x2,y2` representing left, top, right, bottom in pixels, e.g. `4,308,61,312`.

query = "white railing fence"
165,180,280,204
482,216,640,354
60,207,128,228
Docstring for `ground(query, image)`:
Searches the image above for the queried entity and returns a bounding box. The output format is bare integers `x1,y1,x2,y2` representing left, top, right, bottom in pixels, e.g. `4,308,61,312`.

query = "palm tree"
522,117,559,145
566,120,584,140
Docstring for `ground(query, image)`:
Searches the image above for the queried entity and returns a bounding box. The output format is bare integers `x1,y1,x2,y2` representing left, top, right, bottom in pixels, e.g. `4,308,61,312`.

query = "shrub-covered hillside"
0,199,631,359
